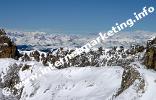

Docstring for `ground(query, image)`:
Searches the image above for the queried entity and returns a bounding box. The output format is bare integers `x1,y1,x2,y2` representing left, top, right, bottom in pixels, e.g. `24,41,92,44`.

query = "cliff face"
144,37,156,70
0,29,19,59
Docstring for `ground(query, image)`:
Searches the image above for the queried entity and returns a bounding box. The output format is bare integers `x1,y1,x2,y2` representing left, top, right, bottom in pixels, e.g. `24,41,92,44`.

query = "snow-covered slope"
21,66,123,100
1,58,156,100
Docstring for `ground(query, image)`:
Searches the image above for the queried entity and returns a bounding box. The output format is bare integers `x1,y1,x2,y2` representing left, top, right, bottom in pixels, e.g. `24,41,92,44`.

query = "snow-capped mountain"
6,31,90,50
6,30,156,50
0,29,155,100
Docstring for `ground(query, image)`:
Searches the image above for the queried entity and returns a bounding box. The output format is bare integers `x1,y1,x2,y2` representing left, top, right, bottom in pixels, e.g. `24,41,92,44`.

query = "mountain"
6,30,156,50
0,29,155,100
6,30,89,50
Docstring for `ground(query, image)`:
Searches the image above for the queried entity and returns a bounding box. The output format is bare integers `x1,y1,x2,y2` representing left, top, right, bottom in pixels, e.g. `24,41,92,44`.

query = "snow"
6,30,156,49
138,69,156,100
0,58,19,74
21,66,123,100
0,58,156,100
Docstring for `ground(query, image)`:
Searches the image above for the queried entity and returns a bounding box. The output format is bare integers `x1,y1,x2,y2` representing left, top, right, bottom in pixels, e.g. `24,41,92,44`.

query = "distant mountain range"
6,30,156,51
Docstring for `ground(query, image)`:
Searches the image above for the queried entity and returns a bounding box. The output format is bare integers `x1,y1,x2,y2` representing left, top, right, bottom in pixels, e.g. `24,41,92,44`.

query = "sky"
0,0,155,34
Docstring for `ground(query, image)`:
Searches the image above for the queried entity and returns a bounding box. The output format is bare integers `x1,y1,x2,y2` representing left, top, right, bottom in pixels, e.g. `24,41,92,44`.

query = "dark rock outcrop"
19,45,143,69
1,63,23,100
144,37,156,70
0,29,19,59
114,64,145,99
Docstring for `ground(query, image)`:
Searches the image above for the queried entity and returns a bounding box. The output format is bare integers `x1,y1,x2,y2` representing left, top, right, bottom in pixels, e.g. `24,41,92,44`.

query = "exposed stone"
2,63,23,99
22,64,31,71
30,50,40,62
144,37,156,70
0,29,19,59
114,64,145,98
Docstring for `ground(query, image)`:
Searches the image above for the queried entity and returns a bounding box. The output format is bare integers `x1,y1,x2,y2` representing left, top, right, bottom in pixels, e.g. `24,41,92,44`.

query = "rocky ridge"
0,29,19,59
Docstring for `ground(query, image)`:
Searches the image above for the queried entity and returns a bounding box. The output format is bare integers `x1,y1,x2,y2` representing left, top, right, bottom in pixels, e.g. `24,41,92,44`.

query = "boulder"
144,37,156,70
114,64,145,98
0,29,19,59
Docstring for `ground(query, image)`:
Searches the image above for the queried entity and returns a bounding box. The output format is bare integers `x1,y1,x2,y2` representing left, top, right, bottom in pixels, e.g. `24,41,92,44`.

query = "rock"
21,53,31,62
144,37,156,70
114,64,145,98
30,50,40,62
2,63,23,99
0,29,19,59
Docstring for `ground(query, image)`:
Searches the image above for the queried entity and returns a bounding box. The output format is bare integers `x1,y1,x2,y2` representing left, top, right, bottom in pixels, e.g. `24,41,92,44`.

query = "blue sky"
0,0,155,34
